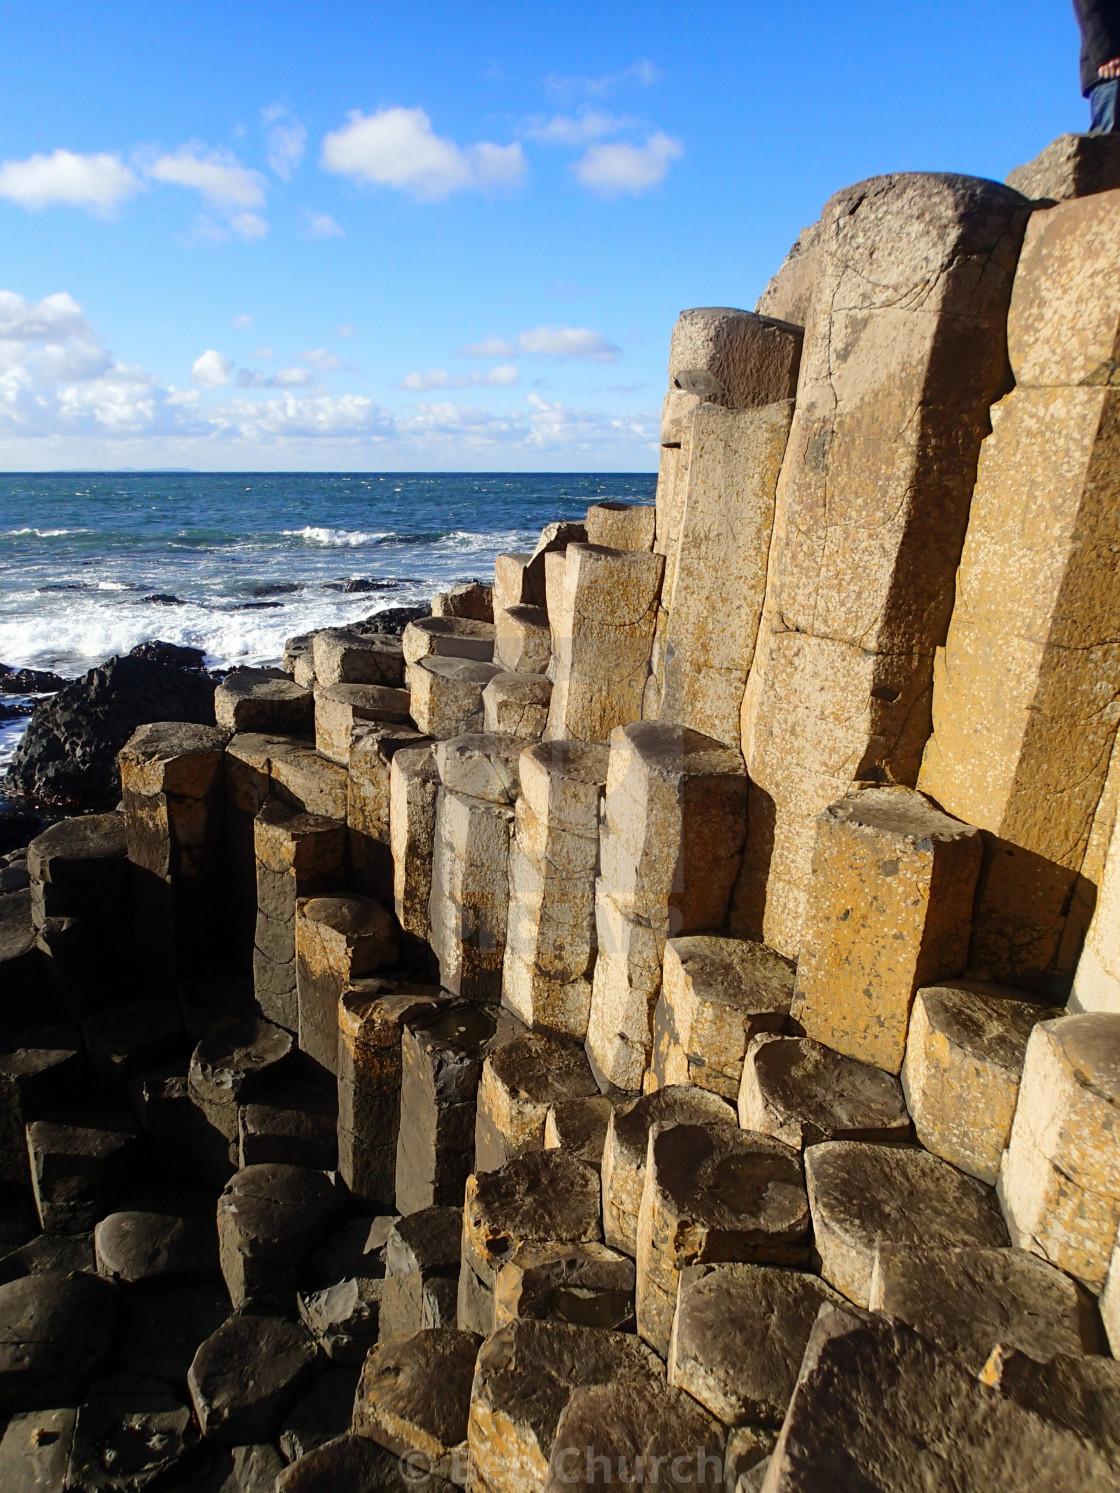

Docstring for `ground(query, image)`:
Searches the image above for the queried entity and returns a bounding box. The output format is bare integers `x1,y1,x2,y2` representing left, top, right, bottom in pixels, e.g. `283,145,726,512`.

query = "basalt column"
119,722,230,987
733,173,1030,959
918,189,1120,994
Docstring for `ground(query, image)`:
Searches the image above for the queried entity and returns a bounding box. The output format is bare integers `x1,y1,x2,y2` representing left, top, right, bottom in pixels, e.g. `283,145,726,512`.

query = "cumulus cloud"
0,150,140,213
192,349,234,388
398,365,520,391
262,103,307,180
321,107,526,200
518,325,620,362
458,336,516,359
0,287,657,465
236,365,313,388
145,145,268,239
252,347,276,359
299,348,346,371
521,110,633,146
232,313,252,328
302,209,344,239
337,324,355,337
546,59,663,101
573,132,682,197
147,146,266,208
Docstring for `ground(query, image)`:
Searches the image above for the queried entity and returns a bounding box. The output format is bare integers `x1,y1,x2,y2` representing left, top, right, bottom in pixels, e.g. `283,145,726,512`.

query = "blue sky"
0,0,1086,471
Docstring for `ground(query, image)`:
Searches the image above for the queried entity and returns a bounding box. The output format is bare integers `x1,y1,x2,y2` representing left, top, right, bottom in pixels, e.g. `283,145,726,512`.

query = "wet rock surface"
6,654,217,811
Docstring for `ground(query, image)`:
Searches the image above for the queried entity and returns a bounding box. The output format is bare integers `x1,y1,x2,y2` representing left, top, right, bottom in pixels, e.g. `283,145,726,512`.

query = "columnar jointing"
9,153,1120,1492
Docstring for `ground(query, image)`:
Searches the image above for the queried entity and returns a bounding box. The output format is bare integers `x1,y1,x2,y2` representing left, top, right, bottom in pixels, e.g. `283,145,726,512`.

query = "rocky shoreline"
2,137,1120,1493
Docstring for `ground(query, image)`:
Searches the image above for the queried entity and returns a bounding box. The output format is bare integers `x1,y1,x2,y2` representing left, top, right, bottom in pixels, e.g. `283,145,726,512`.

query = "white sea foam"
281,526,388,547
3,527,93,538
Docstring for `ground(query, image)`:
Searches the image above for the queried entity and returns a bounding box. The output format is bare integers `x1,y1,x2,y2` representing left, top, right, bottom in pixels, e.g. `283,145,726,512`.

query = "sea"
0,471,656,769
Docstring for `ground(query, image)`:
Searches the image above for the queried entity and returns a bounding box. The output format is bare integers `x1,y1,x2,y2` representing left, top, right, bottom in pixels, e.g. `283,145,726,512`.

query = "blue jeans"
1090,78,1120,132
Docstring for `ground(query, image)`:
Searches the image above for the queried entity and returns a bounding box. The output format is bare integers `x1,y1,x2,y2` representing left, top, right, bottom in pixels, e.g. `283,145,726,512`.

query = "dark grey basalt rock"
67,1371,195,1491
6,653,217,812
217,1163,342,1311
275,1434,428,1493
94,1206,219,1285
188,1313,319,1446
0,1269,117,1410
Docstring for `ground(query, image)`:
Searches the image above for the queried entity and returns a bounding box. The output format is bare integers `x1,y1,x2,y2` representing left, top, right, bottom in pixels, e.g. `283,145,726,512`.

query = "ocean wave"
281,526,389,548
4,527,94,538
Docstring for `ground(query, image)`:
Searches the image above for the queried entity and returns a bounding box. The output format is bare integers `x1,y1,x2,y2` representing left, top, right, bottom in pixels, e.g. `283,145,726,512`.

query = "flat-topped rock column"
294,896,399,1078
494,605,551,675
215,670,313,736
312,628,405,687
460,1149,602,1336
347,722,429,902
902,981,1060,1183
790,786,982,1073
409,658,501,739
733,173,1030,959
390,744,441,957
601,1085,736,1256
654,400,794,746
635,1119,809,1356
430,788,514,1000
544,545,664,744
482,673,553,741
918,190,1120,993
650,935,793,1100
337,980,444,1206
119,721,230,986
467,1318,661,1493
314,684,412,767
381,1206,462,1339
585,501,656,552
474,1028,599,1173
188,1016,296,1185
224,733,305,956
503,741,609,1041
396,1003,510,1215
587,723,747,1091
26,814,130,938
252,801,347,1032
999,1012,1120,1290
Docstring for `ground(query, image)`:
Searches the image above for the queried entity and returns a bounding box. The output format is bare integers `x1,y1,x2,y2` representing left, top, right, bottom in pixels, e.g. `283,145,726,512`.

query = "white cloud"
459,336,516,359
303,209,344,239
232,313,252,328
573,132,682,197
192,350,234,388
147,146,266,209
236,365,313,388
252,346,276,359
518,325,620,362
209,392,393,439
521,110,633,146
337,324,355,337
398,365,520,391
0,150,140,213
300,348,344,371
0,287,657,467
321,107,526,200
546,60,663,101
229,212,268,241
262,103,307,180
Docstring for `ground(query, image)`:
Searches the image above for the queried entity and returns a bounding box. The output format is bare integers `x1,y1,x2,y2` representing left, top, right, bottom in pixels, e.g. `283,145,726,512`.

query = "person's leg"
1090,78,1120,132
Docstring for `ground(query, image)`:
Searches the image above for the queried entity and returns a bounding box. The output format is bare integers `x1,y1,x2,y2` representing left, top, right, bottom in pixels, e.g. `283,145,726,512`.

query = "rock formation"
3,141,1120,1491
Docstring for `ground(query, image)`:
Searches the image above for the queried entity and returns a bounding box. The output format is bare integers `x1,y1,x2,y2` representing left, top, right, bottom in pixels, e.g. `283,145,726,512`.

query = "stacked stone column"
734,173,1031,959
918,188,1120,994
